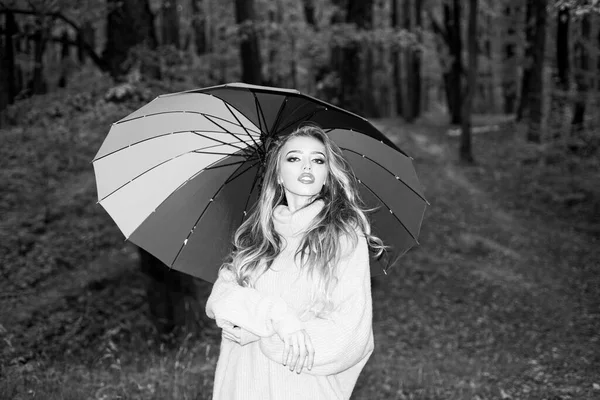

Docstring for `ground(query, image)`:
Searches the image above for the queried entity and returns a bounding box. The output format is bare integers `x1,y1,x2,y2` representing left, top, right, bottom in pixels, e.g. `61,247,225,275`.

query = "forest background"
1,0,599,399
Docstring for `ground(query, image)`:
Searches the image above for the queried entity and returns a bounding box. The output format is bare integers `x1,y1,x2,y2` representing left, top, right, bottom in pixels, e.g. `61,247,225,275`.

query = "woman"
206,124,386,399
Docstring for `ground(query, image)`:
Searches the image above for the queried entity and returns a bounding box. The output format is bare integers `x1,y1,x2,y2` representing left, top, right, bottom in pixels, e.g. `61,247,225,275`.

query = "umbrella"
93,82,427,283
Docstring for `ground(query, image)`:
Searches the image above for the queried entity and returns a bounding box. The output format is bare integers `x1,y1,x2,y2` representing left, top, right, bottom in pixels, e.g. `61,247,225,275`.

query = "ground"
1,81,599,400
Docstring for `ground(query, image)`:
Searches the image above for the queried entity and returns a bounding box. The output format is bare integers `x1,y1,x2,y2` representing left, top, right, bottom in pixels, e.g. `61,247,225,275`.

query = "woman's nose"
302,161,311,171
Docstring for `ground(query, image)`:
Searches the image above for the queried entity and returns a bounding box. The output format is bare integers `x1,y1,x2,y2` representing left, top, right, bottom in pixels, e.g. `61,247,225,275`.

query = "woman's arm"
206,267,304,338
259,233,374,375
218,319,261,346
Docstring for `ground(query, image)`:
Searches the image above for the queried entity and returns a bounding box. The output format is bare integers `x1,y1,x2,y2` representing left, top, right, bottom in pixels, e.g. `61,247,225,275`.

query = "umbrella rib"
223,102,263,154
224,160,260,185
98,149,250,203
94,130,249,162
239,163,264,224
170,160,260,266
253,93,270,135
341,148,429,205
204,157,260,171
276,110,321,136
203,114,255,154
204,112,261,136
116,110,261,137
252,93,266,135
357,178,419,244
270,96,289,137
190,130,249,153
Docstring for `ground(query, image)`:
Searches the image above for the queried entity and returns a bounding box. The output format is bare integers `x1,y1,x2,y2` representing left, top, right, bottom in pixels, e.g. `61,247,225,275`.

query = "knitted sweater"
205,199,374,400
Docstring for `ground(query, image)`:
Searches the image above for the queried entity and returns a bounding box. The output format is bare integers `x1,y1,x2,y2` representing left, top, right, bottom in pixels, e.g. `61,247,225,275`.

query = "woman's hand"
221,324,242,344
281,329,315,374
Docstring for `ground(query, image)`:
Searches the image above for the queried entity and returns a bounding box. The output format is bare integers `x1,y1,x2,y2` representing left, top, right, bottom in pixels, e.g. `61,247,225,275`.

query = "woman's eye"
286,157,299,162
313,158,325,164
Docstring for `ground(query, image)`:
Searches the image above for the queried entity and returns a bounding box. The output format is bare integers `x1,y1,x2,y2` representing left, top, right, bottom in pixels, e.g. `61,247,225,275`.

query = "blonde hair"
221,124,386,316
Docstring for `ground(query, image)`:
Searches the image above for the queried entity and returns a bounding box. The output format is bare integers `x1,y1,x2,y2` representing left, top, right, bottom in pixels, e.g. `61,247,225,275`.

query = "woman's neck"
283,193,319,213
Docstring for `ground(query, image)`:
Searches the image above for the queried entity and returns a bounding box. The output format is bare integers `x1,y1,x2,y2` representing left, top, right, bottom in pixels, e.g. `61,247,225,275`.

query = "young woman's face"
278,135,328,201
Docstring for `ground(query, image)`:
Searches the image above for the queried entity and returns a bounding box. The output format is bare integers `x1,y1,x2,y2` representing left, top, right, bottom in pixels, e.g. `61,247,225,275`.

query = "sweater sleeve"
206,267,304,337
258,232,374,375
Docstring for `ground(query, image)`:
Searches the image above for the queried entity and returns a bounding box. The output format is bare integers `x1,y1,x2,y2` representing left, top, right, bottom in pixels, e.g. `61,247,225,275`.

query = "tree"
571,14,590,134
190,0,208,55
556,5,570,92
161,0,180,48
139,249,199,335
0,6,108,77
302,0,318,29
103,0,160,80
429,0,464,124
402,0,422,122
501,2,520,114
517,0,535,122
0,10,18,112
234,0,262,84
526,0,548,143
337,0,374,115
391,0,404,117
460,0,477,164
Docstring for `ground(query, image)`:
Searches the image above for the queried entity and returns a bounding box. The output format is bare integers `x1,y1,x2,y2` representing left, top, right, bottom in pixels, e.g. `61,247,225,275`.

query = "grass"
1,83,599,399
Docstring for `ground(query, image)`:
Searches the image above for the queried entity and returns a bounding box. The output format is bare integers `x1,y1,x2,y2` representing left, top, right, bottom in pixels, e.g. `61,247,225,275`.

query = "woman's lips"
298,173,315,184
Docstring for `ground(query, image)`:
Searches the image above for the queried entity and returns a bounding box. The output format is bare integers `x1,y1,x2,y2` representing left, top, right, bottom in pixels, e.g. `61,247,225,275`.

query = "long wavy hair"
221,124,386,316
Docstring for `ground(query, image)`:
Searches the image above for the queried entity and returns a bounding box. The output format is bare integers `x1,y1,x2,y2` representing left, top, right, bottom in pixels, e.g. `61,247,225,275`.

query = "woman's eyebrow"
285,150,326,156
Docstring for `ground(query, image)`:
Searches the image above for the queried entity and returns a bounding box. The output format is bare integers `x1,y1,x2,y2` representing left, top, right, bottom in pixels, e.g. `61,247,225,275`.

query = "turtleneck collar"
273,199,325,238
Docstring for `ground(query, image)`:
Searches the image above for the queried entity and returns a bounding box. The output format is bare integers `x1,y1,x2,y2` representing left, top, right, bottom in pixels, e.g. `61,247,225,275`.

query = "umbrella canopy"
93,82,427,283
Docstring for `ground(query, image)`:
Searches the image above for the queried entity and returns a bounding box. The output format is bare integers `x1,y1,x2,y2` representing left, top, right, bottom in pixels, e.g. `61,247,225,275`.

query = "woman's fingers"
283,338,290,365
304,331,315,371
289,335,300,372
281,331,315,373
295,333,307,374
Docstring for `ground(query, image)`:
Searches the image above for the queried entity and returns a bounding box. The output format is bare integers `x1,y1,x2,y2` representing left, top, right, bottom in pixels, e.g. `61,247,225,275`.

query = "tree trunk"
339,0,374,115
442,0,463,125
391,0,403,117
501,3,518,114
303,0,318,29
103,0,160,80
517,0,534,121
58,30,70,88
264,6,283,87
234,0,262,84
526,0,547,143
1,10,18,108
31,26,48,94
412,0,422,120
571,15,590,134
556,7,569,91
460,0,477,164
161,0,180,48
553,6,570,139
191,0,208,55
77,21,96,64
139,249,199,335
402,0,421,122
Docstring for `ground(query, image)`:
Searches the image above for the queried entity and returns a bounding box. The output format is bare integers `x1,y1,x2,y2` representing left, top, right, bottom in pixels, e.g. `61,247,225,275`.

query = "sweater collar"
273,199,325,238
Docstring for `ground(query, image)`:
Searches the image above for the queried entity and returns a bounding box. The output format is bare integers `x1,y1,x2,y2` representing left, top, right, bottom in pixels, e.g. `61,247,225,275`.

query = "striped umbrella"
93,83,427,283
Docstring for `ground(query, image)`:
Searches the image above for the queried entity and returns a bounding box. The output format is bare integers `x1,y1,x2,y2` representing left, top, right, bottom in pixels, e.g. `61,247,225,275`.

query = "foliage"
554,0,600,15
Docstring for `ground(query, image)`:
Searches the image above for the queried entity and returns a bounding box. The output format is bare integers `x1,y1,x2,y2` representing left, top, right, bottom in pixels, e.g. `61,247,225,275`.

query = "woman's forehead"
280,136,326,153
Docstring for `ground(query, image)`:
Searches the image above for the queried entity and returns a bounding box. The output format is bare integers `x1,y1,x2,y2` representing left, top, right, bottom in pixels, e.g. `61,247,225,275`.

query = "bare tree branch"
0,7,109,73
